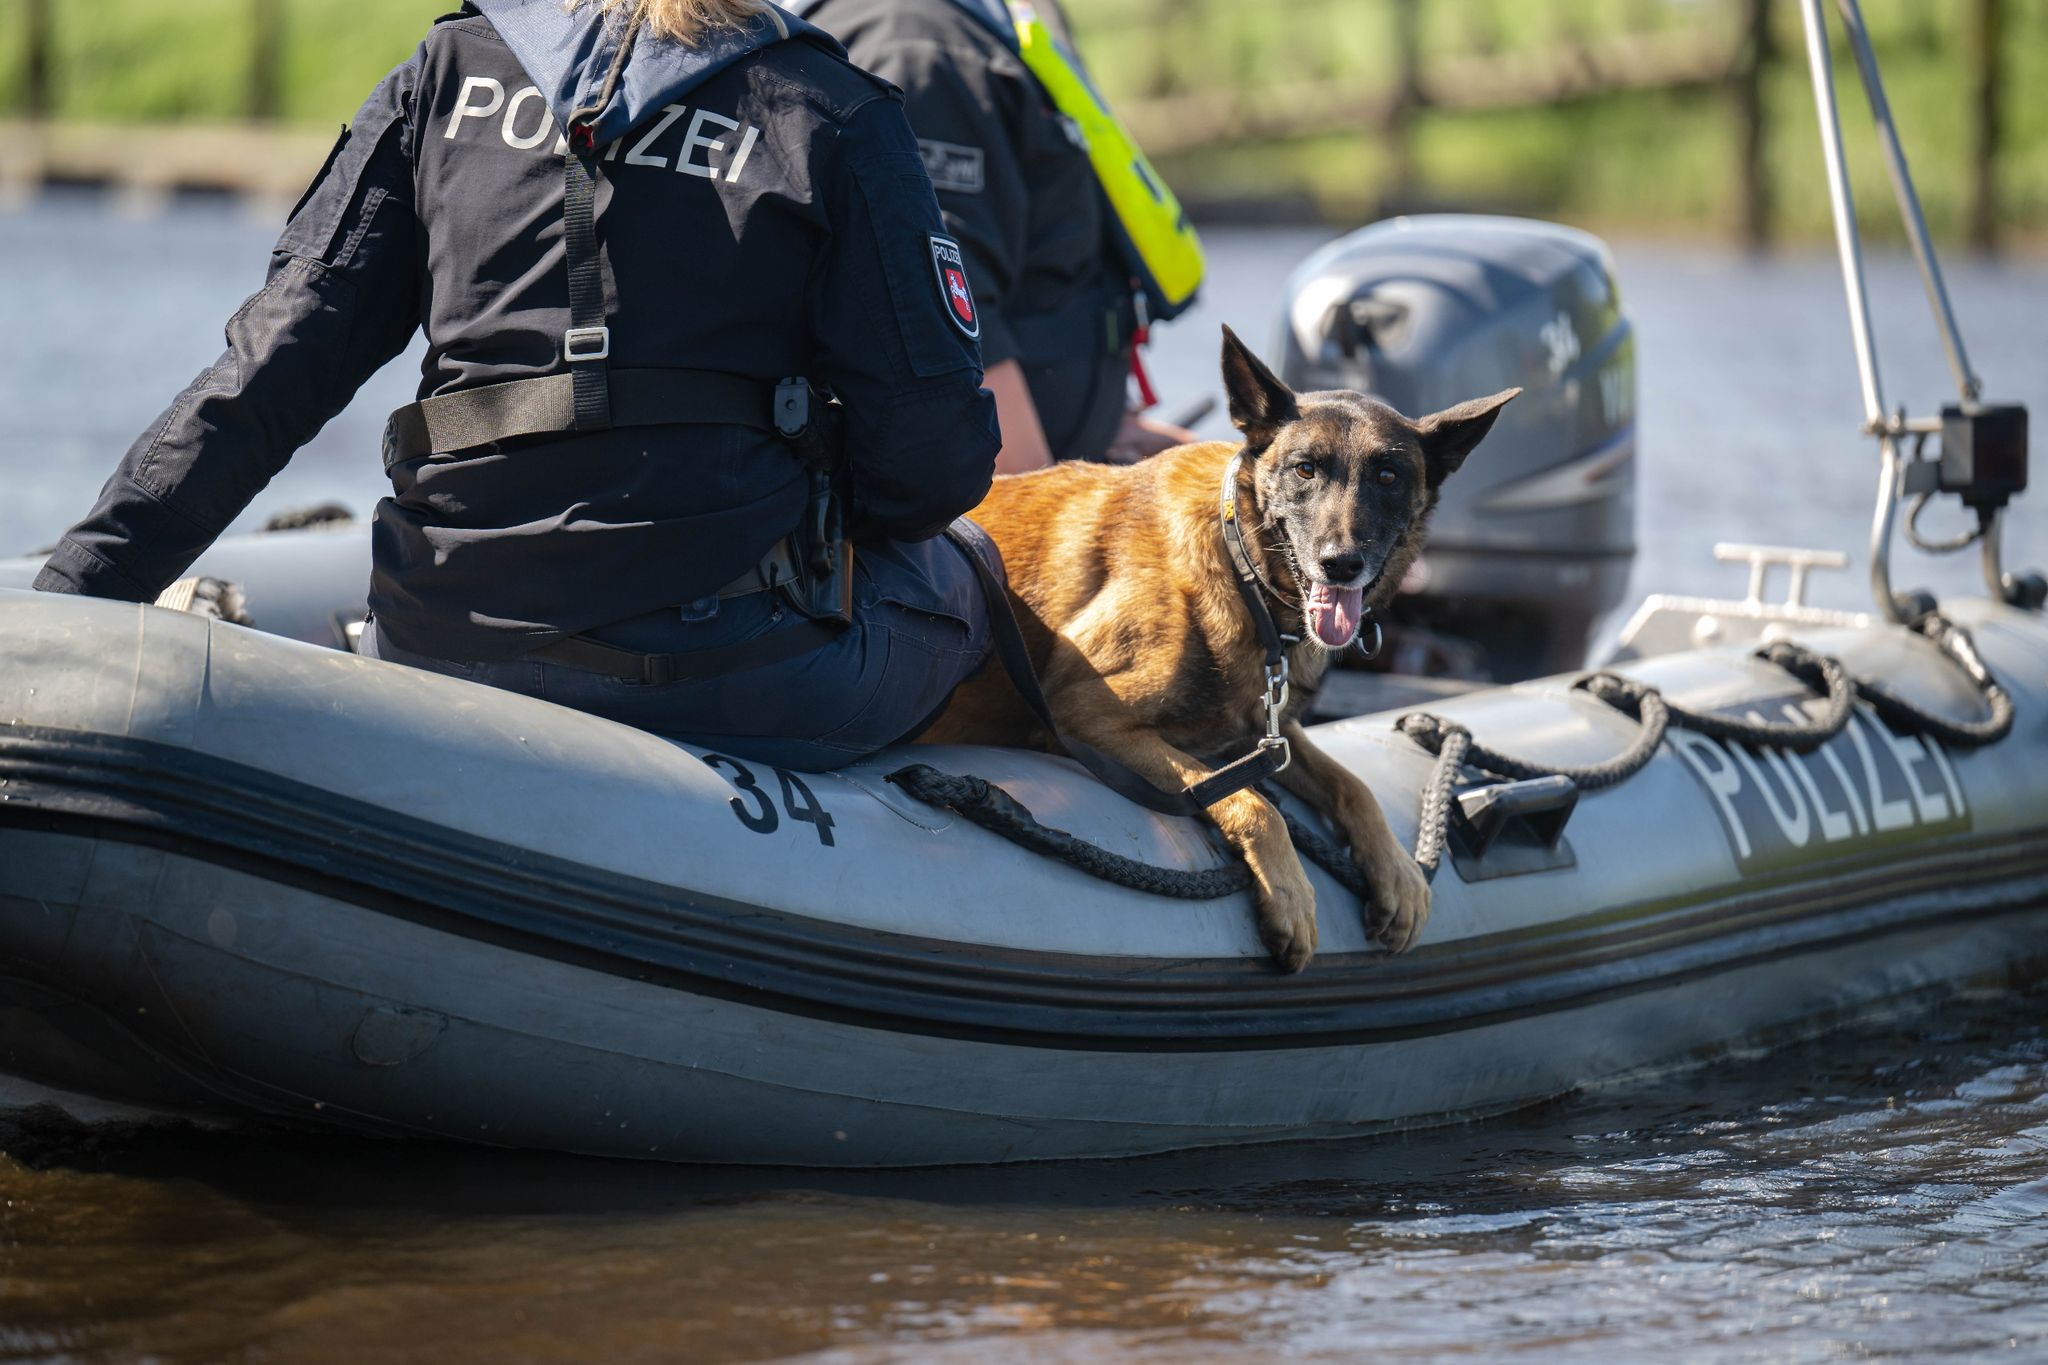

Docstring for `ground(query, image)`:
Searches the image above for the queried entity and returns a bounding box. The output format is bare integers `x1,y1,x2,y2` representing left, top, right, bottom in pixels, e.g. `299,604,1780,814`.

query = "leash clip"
1264,657,1290,708
1262,656,1290,746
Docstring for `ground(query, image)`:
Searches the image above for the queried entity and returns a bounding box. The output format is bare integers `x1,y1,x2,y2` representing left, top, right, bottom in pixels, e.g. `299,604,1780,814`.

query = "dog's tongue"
1307,583,1365,649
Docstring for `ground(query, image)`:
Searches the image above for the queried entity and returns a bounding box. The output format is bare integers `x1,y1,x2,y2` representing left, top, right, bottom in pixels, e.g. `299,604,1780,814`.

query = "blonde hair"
568,0,779,46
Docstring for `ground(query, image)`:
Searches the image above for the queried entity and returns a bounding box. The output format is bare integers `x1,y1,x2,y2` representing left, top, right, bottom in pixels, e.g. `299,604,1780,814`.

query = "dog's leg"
1271,723,1431,954
1060,716,1319,971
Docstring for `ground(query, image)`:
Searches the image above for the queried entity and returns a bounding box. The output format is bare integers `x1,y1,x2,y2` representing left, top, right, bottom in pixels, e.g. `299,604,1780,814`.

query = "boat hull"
2,588,2044,1164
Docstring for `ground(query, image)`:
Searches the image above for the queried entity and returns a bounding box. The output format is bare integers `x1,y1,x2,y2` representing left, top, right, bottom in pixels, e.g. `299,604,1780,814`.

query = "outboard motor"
1277,215,1636,680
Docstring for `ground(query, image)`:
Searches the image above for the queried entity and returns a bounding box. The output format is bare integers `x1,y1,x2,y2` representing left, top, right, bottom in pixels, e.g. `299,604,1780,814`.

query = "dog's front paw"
1254,865,1319,973
1368,850,1431,955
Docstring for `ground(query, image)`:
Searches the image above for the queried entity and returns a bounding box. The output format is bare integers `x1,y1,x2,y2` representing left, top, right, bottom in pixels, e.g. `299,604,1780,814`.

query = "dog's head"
1220,324,1518,651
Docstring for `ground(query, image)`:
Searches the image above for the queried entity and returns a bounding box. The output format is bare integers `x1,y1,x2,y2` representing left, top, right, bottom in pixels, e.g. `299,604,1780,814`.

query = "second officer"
794,0,1207,469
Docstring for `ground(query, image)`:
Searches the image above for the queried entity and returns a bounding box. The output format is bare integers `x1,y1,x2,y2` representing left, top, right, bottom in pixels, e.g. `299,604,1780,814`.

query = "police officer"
793,0,1202,470
33,0,1002,771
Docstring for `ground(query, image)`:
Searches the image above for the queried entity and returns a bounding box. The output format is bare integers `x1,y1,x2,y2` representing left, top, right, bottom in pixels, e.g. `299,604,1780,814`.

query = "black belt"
383,368,780,469
531,616,843,686
532,540,855,685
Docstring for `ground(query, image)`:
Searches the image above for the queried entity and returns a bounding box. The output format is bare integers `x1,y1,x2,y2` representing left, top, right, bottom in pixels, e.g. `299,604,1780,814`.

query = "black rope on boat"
889,615,2013,898
1396,641,1851,879
886,764,1393,920
1258,783,1400,939
887,766,1252,900
1864,614,2016,748
1397,618,2008,879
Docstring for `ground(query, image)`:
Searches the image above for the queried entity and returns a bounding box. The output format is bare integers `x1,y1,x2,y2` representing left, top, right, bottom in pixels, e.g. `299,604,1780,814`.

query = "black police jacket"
35,7,999,661
795,0,1133,462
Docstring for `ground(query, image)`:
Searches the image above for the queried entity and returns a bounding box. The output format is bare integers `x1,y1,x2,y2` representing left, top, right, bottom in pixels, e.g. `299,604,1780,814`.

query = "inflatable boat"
1,1,2041,1166
1,577,2043,1165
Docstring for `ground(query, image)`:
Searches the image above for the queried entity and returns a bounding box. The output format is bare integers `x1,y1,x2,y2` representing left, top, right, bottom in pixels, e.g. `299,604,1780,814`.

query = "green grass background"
5,0,2044,244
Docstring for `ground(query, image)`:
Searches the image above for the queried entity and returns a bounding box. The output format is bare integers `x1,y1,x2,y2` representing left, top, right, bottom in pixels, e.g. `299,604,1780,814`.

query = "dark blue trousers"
363,535,991,771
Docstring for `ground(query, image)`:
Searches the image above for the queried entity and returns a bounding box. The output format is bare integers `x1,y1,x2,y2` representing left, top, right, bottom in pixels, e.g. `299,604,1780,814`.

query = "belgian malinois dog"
920,327,1516,971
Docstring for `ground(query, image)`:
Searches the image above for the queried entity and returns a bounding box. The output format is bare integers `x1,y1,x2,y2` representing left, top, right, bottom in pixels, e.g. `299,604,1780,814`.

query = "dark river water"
4,195,2048,1361
5,991,2047,1362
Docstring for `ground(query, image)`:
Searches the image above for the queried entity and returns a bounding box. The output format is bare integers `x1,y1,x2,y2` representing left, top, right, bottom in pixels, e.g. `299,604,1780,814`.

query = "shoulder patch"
918,139,986,195
930,234,980,340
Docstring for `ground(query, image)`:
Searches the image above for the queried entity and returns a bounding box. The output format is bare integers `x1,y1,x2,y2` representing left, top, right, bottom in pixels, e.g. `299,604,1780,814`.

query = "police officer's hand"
987,360,1056,474
1102,411,1201,465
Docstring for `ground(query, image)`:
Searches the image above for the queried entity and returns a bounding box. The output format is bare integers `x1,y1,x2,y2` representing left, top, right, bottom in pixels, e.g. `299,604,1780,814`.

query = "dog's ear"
1416,388,1521,486
1220,325,1298,452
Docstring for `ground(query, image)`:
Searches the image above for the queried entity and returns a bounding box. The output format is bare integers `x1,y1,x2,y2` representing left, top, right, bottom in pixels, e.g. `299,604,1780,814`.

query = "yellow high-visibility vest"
1003,1,1205,320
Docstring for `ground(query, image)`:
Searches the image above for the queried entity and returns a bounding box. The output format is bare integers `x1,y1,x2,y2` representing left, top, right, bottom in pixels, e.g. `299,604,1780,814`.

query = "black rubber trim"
2,723,2046,1051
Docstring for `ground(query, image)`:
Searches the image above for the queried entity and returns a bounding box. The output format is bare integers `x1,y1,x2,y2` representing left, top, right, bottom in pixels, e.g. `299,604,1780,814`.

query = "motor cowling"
1276,215,1637,679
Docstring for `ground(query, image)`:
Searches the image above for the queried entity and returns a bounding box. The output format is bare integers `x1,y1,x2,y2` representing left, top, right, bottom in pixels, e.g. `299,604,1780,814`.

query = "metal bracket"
1453,776,1578,858
1715,542,1849,612
1446,776,1581,881
1607,543,1871,662
1796,0,2043,619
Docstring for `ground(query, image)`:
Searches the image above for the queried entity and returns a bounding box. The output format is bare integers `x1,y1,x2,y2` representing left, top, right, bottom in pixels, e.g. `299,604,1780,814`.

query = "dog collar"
1218,454,1292,616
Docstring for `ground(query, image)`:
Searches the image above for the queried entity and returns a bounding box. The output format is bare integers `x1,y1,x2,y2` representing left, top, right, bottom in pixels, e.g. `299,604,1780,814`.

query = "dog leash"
1216,453,1299,779
937,517,1292,817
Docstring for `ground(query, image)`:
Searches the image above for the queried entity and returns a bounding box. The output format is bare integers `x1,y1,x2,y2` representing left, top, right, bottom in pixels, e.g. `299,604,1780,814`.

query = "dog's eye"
1292,461,1317,481
1375,467,1400,488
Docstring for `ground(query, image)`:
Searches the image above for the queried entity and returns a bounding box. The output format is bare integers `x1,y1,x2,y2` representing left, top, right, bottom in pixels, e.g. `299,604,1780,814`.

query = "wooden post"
250,0,282,121
1142,0,1175,99
1966,0,2002,252
1734,0,1773,249
1384,0,1422,213
25,0,53,119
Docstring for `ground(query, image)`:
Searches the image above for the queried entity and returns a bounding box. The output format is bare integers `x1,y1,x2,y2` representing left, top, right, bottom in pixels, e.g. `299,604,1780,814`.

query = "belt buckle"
563,326,611,363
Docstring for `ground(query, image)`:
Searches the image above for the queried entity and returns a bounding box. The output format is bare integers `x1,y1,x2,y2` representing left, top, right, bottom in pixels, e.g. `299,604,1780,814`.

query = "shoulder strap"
561,150,613,432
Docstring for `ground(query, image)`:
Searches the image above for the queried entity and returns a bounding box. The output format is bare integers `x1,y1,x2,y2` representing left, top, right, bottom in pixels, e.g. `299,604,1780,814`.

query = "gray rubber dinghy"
2,583,2043,1166
7,0,2039,1168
